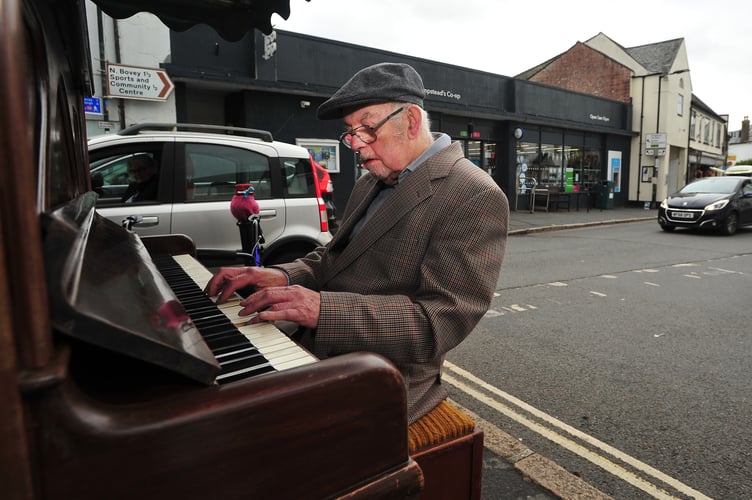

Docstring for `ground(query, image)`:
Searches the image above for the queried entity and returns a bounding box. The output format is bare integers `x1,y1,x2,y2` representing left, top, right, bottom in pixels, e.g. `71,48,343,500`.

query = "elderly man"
205,62,508,426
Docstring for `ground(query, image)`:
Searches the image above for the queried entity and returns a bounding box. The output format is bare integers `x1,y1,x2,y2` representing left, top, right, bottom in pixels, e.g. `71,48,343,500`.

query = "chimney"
742,116,750,143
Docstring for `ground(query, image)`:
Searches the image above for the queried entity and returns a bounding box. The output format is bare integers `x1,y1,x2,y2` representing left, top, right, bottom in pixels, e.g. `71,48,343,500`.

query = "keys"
156,254,316,384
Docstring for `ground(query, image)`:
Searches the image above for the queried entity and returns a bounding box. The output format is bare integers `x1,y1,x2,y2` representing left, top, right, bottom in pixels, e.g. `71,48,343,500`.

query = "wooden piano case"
0,1,423,498
412,429,484,500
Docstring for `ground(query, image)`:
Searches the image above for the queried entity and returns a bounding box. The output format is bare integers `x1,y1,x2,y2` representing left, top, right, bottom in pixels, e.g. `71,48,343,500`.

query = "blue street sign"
84,96,102,114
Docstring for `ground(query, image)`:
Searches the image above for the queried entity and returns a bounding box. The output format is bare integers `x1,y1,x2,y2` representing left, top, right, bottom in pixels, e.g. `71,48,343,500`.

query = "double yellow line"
444,361,712,500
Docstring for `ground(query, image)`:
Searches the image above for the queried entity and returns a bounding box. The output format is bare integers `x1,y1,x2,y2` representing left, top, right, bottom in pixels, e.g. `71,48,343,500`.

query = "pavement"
466,204,656,499
508,204,657,235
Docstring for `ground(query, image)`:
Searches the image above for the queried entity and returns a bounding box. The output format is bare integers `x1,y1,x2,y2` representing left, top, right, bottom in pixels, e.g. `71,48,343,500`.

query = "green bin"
594,181,614,209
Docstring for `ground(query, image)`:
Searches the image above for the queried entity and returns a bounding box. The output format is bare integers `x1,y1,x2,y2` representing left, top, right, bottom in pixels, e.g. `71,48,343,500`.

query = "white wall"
85,3,176,137
728,142,752,166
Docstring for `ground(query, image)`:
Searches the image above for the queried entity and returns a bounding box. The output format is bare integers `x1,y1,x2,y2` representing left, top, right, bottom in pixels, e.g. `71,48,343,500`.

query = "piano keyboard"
153,254,317,384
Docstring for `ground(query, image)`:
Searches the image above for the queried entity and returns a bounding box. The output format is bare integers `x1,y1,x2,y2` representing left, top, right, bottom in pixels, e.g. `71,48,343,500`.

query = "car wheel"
720,212,738,235
660,225,675,232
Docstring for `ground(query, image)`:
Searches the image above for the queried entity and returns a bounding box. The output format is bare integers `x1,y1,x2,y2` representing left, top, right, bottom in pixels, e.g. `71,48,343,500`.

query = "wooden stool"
408,400,484,499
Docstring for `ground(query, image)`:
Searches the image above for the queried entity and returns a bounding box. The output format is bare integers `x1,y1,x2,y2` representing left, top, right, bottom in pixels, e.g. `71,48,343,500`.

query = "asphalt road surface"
447,221,752,499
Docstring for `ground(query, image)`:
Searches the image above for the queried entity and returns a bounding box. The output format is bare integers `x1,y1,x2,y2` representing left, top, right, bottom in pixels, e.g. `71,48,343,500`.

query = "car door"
169,141,286,260
89,141,175,236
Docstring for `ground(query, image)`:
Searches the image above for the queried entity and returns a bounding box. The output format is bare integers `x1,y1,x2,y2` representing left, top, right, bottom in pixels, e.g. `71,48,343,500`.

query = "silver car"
89,123,332,266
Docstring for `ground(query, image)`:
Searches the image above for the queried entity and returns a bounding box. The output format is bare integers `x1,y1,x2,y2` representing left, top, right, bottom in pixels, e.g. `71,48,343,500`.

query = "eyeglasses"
339,107,405,149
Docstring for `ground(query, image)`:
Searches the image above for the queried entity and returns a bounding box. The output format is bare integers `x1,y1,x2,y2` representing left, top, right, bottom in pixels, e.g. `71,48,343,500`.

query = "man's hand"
239,285,320,329
204,266,288,304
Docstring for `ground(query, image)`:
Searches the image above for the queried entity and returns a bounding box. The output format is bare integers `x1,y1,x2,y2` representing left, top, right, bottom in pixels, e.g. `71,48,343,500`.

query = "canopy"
91,0,309,40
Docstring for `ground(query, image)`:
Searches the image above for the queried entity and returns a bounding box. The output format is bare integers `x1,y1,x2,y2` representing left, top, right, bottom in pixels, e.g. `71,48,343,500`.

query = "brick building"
517,32,727,204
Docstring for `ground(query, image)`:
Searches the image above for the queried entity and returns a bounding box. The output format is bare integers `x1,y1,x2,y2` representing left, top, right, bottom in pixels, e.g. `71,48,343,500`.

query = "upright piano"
0,1,423,498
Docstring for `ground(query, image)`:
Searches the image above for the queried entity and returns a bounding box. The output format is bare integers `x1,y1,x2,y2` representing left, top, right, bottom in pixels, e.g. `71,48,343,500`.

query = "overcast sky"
272,0,750,131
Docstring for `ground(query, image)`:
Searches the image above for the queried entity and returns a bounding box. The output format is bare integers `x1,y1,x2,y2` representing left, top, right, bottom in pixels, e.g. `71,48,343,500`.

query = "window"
716,123,722,146
677,94,684,116
186,143,271,201
90,147,162,205
538,143,562,186
283,158,316,197
515,140,540,194
690,111,696,139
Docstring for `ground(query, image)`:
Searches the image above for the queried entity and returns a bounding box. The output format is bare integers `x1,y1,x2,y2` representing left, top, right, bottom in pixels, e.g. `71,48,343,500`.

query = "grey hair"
390,102,432,140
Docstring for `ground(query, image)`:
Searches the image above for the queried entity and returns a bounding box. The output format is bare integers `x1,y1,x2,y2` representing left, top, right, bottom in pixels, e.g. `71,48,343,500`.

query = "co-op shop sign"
107,63,175,101
425,88,462,101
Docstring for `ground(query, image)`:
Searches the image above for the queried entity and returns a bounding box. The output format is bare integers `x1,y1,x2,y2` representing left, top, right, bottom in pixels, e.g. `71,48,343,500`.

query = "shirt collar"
398,132,451,183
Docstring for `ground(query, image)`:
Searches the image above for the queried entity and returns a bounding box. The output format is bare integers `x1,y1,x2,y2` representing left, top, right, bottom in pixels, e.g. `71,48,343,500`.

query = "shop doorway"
458,139,496,174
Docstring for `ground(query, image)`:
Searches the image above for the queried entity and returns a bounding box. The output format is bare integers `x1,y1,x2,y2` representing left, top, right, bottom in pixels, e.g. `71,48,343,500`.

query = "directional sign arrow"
157,71,174,98
107,63,175,101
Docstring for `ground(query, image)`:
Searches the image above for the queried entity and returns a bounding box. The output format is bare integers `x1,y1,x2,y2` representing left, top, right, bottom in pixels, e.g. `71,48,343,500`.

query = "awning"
91,0,310,40
689,150,726,166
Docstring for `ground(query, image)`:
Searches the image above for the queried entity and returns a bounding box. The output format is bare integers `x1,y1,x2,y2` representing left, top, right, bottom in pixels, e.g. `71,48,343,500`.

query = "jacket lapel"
320,142,460,284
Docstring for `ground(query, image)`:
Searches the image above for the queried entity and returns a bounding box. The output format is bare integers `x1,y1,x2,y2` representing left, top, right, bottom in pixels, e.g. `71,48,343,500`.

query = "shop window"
484,142,496,175
581,148,602,190
538,143,562,187
564,145,580,192
465,140,482,167
515,141,539,193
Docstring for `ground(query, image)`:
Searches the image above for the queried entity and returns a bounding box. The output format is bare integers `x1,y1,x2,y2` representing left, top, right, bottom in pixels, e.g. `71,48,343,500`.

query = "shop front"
163,28,633,211
513,126,606,211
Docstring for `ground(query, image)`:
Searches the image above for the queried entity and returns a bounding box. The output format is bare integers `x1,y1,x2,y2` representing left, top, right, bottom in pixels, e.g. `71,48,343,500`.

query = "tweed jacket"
277,141,509,424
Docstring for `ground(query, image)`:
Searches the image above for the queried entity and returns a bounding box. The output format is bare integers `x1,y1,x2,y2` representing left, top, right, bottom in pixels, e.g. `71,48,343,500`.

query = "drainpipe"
113,18,125,129
636,76,645,202
685,115,692,185
656,75,662,131
96,7,108,122
652,75,663,207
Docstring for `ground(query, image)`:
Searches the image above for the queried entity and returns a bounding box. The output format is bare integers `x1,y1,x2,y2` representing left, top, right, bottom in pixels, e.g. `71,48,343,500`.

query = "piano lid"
42,192,220,384
91,0,310,40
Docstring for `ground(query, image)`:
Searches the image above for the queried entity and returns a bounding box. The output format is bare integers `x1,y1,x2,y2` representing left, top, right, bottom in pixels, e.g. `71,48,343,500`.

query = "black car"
658,176,752,235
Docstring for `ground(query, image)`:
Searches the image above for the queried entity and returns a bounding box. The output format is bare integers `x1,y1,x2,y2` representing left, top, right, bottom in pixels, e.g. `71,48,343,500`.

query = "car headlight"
705,199,729,211
660,198,668,209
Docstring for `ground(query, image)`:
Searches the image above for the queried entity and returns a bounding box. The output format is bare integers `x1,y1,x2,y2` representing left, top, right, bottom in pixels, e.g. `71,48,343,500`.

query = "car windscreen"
680,177,739,194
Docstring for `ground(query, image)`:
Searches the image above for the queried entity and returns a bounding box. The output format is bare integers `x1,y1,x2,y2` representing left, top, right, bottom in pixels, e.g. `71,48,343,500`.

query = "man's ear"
405,104,422,139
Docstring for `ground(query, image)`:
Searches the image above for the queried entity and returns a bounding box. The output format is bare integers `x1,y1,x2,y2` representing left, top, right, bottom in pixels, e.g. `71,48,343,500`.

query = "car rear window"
283,158,316,198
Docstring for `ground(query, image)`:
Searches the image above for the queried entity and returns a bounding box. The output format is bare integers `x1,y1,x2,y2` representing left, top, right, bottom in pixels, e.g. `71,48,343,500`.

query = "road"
446,221,752,499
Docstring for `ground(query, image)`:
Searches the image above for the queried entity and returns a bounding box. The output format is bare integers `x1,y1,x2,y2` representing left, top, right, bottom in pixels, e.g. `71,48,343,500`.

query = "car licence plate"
671,211,694,219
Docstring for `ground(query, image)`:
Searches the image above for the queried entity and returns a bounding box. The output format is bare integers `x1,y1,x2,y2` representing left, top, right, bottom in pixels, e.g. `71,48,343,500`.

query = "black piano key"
218,350,268,372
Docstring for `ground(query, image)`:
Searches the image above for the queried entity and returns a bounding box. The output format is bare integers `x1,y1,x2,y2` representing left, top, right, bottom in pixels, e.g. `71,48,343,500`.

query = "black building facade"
164,27,634,212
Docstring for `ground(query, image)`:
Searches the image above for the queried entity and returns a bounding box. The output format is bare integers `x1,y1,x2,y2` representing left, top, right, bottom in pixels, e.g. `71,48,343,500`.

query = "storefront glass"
515,140,540,192
484,142,496,176
459,139,496,173
564,145,580,192
513,127,605,200
581,147,602,190
464,140,482,167
538,142,562,186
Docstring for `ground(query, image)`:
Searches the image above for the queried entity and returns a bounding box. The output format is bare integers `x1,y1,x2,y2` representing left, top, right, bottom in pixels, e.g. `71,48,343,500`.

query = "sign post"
645,133,667,157
106,63,175,101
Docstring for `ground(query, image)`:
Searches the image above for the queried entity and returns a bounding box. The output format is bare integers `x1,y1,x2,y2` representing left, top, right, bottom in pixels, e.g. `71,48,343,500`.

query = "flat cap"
317,62,425,120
